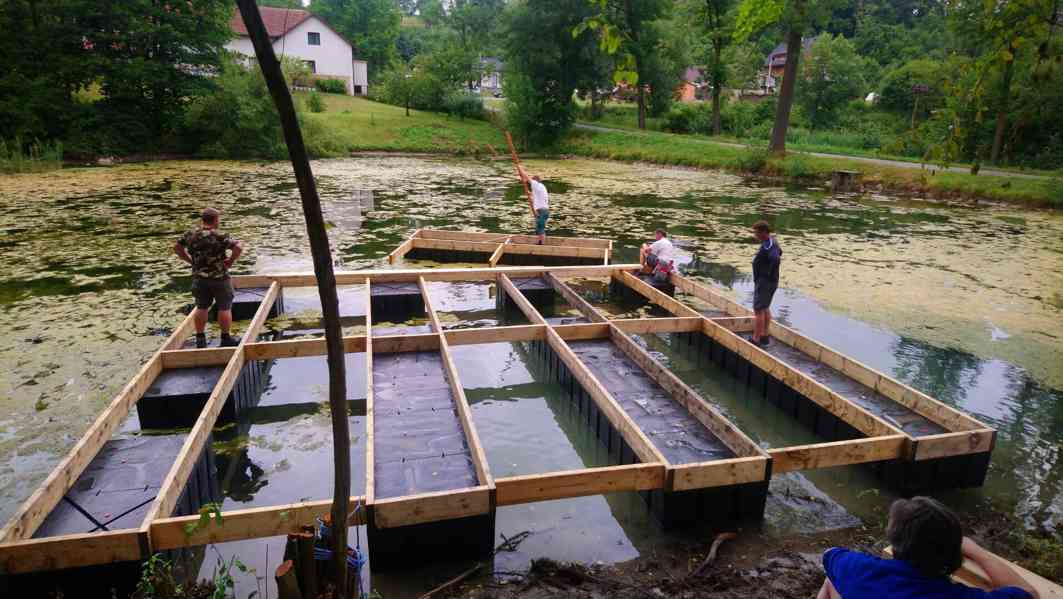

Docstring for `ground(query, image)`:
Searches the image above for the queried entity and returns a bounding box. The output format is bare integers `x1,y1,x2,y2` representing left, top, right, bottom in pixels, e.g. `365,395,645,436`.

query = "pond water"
0,156,1061,595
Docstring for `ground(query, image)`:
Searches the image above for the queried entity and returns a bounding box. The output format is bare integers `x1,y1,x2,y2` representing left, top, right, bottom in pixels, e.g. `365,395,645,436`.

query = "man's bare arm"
225,240,243,269
962,538,1039,599
174,242,192,264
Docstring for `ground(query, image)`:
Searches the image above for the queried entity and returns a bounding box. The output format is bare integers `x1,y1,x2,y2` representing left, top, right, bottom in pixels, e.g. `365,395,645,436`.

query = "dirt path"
574,123,1051,181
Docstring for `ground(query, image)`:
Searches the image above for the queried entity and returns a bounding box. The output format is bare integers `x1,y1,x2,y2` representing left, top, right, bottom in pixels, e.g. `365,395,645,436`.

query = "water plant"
0,137,63,173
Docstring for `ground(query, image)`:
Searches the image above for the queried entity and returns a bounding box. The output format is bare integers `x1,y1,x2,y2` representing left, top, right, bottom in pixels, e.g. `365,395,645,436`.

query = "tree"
310,0,402,79
795,34,866,129
946,0,1061,165
681,0,736,134
735,0,839,154
577,0,673,130
237,4,352,599
504,0,602,146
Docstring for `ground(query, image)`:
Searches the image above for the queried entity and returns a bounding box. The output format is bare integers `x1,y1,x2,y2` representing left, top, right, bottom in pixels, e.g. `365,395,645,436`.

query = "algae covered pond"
0,156,1061,587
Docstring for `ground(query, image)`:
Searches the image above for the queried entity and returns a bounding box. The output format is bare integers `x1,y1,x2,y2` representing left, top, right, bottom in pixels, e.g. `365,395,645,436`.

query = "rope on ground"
418,563,482,599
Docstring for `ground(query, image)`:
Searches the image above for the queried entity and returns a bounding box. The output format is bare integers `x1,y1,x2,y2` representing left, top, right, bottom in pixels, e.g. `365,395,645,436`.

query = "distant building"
761,37,814,93
676,66,705,102
480,57,504,93
226,6,368,96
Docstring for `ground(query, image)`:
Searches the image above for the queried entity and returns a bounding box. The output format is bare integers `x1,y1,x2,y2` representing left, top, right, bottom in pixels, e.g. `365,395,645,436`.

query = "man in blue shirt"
819,497,1038,599
751,221,781,346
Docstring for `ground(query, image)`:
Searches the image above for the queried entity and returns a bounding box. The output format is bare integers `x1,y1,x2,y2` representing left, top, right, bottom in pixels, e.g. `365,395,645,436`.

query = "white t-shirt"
649,237,674,264
530,179,549,210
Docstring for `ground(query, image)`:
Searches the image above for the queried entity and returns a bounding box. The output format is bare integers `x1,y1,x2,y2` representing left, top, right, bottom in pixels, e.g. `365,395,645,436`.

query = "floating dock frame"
387,228,613,267
0,233,997,585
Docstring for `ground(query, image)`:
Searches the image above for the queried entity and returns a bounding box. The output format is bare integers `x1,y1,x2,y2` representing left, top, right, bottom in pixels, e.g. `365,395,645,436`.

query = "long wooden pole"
505,131,536,217
235,2,351,596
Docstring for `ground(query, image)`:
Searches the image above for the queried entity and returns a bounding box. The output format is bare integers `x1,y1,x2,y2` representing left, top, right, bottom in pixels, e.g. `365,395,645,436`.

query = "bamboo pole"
235,2,350,596
505,131,536,217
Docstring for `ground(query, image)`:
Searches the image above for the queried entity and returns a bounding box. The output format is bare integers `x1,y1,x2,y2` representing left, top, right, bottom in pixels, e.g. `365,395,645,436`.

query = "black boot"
220,334,240,347
195,333,207,349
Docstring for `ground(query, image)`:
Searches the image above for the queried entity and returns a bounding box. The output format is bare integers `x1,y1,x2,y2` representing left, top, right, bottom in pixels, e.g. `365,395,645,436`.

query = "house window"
305,60,316,74
308,32,321,46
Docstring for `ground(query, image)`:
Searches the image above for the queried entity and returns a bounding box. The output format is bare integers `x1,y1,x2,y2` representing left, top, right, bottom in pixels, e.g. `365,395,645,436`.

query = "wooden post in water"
235,1,351,596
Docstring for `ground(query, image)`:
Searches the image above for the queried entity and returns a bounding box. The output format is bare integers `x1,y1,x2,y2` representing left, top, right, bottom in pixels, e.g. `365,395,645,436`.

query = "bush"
444,91,484,120
731,147,769,172
314,78,347,94
663,103,711,134
504,71,575,148
780,153,818,179
305,91,326,113
0,137,63,173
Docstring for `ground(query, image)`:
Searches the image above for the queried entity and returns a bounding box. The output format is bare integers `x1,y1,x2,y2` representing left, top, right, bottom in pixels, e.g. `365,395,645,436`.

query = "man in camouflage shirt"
174,208,244,348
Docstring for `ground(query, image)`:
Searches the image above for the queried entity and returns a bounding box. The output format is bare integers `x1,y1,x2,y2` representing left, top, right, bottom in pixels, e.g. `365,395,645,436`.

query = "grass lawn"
302,92,507,154
303,93,1061,208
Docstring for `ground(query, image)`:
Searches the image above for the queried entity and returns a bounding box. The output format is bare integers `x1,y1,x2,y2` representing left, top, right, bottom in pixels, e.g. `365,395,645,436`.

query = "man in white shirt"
640,228,675,284
519,166,550,244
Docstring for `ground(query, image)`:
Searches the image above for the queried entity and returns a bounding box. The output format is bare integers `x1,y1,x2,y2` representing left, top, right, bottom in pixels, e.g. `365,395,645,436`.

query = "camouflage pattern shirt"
178,228,236,279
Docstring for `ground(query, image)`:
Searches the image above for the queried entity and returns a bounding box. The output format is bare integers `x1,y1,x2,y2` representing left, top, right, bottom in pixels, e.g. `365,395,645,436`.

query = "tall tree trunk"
769,28,803,155
236,2,351,598
990,48,1015,165
637,84,647,129
712,85,722,135
711,40,723,136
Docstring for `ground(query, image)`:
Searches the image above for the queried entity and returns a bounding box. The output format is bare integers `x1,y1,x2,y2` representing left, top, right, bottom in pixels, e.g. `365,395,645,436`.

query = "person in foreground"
518,166,549,244
818,496,1038,599
751,220,781,346
174,207,243,349
640,228,675,284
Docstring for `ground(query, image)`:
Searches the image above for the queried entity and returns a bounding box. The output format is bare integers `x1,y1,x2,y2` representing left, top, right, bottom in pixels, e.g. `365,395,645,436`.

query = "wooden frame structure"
0,240,997,577
387,229,613,266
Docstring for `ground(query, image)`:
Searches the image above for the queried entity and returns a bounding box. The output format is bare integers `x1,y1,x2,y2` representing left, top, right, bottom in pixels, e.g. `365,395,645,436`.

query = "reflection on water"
0,157,1061,590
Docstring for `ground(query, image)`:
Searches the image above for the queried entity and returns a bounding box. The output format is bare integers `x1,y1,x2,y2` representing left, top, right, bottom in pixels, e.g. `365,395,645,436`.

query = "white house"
227,7,368,96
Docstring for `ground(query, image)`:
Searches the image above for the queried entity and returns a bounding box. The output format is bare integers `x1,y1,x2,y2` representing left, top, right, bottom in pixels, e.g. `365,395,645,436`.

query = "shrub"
305,91,326,113
444,91,484,120
315,78,347,94
732,147,769,173
0,137,63,173
780,153,818,179
663,103,711,134
504,71,575,148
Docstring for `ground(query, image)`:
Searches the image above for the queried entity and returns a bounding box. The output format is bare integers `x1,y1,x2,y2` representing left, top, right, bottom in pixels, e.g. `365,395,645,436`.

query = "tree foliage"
310,0,402,79
796,34,866,129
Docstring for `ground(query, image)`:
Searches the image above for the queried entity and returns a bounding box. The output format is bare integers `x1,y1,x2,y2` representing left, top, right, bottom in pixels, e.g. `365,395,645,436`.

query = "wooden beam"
231,264,642,288
364,280,375,506
411,238,606,260
611,317,702,335
498,273,547,325
372,486,491,529
487,240,508,267
416,229,611,249
608,326,765,459
245,335,370,360
545,328,666,465
883,546,1063,598
546,272,609,323
418,277,442,333
769,436,907,473
708,316,756,333
618,271,701,318
552,323,611,341
161,347,237,369
141,283,279,527
0,530,144,575
671,456,768,491
445,324,546,345
496,463,666,506
162,312,198,351
913,430,995,461
669,274,750,317
151,496,368,551
386,229,420,264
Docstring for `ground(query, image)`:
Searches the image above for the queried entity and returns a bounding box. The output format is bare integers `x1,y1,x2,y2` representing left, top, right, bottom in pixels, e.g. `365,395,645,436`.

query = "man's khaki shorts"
192,277,235,311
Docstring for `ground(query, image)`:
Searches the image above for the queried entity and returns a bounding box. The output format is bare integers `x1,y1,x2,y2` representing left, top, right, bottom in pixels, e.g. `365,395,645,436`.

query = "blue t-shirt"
823,548,1031,599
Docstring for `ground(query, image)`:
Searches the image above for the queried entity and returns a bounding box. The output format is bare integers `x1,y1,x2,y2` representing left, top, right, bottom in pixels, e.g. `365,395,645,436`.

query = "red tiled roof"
230,6,312,39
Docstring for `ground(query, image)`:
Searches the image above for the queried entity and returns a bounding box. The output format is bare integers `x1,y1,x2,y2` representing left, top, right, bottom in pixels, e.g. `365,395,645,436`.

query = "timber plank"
365,279,376,505
496,463,666,506
230,264,642,287
618,271,701,318
372,486,490,529
498,274,547,325
670,456,768,491
0,530,143,575
546,272,609,323
770,436,907,473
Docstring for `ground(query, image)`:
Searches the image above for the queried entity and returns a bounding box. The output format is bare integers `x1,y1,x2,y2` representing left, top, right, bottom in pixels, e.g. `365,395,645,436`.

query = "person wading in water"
751,220,781,346
518,166,549,244
174,207,244,348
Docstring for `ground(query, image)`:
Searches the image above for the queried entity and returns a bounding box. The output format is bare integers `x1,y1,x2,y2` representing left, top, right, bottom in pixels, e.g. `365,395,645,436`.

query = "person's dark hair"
201,207,220,225
887,497,964,578
752,220,771,234
655,228,667,237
